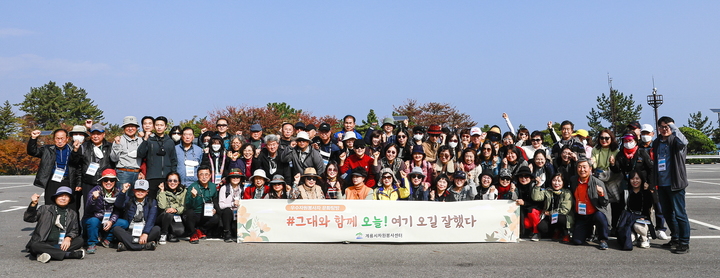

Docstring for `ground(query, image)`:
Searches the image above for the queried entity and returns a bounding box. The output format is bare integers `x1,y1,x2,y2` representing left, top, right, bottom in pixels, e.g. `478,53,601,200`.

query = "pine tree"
0,100,18,139
586,89,642,137
686,111,713,137
15,81,104,130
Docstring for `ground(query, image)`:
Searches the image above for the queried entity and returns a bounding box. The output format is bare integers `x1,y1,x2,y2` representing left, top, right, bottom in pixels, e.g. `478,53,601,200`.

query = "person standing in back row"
137,116,177,200
652,116,690,254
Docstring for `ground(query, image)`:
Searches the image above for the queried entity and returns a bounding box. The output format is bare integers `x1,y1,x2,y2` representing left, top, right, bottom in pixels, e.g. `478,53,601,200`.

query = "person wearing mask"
24,187,86,263
28,129,80,208
113,180,160,251
169,126,182,145
652,116,690,254
82,169,127,254
156,172,186,244
570,157,610,250
137,116,178,200
411,126,426,148
344,167,374,200
111,116,143,187
282,131,326,178
175,127,203,186
70,123,115,211
184,166,220,244
638,123,668,240
201,135,228,185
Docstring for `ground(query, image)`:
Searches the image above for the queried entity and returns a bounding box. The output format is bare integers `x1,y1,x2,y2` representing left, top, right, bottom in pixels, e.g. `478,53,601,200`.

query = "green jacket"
531,186,574,230
158,187,187,215
185,182,219,214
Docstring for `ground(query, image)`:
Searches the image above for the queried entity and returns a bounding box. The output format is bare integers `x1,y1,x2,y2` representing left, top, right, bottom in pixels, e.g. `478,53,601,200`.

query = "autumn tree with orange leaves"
393,99,476,129
201,102,339,135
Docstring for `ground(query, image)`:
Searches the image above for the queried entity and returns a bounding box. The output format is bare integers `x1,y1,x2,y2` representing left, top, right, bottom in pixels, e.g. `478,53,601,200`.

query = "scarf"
623,145,639,159
463,163,476,173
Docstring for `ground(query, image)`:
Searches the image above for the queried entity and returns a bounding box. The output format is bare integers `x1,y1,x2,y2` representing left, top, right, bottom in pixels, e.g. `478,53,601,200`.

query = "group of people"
23,112,691,263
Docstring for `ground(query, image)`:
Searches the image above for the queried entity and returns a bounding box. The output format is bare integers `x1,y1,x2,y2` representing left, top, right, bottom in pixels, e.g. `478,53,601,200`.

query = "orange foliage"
0,138,39,175
202,105,339,135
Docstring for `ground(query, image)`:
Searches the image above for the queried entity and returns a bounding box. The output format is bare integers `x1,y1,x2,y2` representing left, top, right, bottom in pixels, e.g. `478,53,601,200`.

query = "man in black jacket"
27,129,80,208
24,186,85,263
70,123,115,211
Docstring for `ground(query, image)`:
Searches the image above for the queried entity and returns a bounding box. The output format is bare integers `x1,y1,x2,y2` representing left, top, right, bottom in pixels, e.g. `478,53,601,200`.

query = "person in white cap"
638,123,669,240
70,122,114,211
113,179,160,251
111,116,143,187
281,131,325,177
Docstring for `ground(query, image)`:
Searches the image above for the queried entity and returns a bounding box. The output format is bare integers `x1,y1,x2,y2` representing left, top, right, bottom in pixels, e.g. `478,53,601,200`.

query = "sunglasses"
410,175,423,179
599,136,611,141
101,179,115,183
327,168,337,172
386,150,397,154
397,135,407,138
382,176,393,179
531,139,542,142
354,146,365,149
500,177,511,181
167,179,179,183
482,148,492,151
449,140,459,143
217,124,228,127
306,177,317,181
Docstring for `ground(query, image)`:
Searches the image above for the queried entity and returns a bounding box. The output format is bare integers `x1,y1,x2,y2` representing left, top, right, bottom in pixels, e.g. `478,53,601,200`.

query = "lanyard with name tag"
578,202,587,215
233,208,238,220
185,160,198,177
102,211,112,223
174,215,182,223
86,162,100,176
203,203,214,217
52,168,66,182
58,231,66,244
551,212,559,224
215,173,223,184
132,223,144,237
658,159,667,172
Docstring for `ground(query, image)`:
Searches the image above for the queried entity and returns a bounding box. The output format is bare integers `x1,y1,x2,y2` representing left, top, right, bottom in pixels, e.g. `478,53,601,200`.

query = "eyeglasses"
482,148,492,151
531,139,542,142
382,176,393,179
410,175,423,179
217,124,228,127
167,179,179,183
658,125,670,130
599,136,611,141
327,168,337,172
386,150,397,154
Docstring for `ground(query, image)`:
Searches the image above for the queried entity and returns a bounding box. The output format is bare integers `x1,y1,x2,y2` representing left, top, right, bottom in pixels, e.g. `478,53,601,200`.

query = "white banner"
236,200,520,243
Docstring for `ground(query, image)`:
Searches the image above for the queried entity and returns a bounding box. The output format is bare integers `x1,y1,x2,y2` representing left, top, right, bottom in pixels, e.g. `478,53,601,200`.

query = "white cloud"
0,28,34,38
0,54,111,78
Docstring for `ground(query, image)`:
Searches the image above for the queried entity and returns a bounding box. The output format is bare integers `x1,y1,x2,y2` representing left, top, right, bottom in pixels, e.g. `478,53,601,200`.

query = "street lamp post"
647,87,663,127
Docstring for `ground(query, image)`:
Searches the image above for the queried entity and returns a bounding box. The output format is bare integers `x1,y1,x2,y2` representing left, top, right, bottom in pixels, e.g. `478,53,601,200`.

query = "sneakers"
673,244,690,254
189,230,200,244
662,239,679,251
561,235,571,243
101,239,111,248
598,240,609,250
116,242,127,252
657,230,669,240
631,233,637,244
69,249,85,259
37,253,51,263
224,231,234,243
640,240,650,248
87,245,96,254
145,241,157,251
168,234,179,243
159,234,167,245
531,233,540,242
197,229,207,239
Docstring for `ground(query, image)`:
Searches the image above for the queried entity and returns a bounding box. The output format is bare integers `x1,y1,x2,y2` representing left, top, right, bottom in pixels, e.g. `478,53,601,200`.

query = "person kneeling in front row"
24,187,85,263
113,179,160,251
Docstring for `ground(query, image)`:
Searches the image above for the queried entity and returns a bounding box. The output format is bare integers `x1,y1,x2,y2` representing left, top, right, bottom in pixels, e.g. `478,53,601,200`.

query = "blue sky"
2,1,719,132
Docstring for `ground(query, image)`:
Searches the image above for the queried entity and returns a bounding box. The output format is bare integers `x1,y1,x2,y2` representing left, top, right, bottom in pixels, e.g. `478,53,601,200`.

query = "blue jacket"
175,143,204,185
115,192,158,234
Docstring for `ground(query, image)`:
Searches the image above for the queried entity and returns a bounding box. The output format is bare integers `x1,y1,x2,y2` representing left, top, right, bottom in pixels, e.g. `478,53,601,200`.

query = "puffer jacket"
531,186,574,229
157,187,187,215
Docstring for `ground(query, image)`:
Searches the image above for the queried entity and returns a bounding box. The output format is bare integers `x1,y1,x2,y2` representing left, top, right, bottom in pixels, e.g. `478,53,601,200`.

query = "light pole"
647,85,663,127
711,109,720,128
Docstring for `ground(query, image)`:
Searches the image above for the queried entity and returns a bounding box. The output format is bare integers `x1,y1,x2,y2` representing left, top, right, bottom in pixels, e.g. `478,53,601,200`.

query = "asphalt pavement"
1,165,719,277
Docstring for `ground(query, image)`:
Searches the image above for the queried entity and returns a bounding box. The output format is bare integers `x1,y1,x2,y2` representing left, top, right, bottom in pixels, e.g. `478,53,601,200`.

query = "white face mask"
641,135,652,143
171,134,181,142
73,135,85,142
413,134,423,141
449,142,458,148
581,139,587,146
623,141,636,149
212,144,221,152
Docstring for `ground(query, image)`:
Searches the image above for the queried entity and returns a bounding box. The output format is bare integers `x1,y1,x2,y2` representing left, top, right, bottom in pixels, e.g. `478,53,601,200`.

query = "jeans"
82,217,129,245
116,170,139,191
658,186,690,245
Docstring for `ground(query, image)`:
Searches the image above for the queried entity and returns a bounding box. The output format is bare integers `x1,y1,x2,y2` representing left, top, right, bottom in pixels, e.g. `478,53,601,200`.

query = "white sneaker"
37,253,51,263
531,233,540,241
159,234,167,245
631,233,637,244
641,240,650,248
657,230,669,240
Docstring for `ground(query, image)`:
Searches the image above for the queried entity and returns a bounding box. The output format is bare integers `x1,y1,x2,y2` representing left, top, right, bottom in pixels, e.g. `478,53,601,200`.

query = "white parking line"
0,206,26,213
0,184,33,190
688,179,720,186
689,218,720,231
689,236,720,239
0,200,18,204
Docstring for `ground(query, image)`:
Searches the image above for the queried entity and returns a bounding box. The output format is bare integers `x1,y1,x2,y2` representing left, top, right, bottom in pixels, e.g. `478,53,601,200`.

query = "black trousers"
157,212,185,236
219,208,238,234
29,237,84,260
113,225,160,251
146,178,164,201
537,214,568,236
183,209,220,235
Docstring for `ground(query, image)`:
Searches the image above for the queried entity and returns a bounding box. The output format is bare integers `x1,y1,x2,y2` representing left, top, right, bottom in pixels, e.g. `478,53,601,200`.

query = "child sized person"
113,180,161,251
531,173,574,243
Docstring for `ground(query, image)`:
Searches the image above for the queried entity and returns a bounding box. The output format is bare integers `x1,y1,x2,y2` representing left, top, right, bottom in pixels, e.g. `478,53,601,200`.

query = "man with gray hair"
111,116,143,187
258,134,292,182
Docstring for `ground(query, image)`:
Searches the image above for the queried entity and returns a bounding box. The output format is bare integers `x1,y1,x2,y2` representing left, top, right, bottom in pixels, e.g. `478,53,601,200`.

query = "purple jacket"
82,185,121,224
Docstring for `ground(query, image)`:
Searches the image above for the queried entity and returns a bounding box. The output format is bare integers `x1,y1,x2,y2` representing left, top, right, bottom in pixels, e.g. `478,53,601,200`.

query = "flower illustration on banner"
237,205,270,242
487,202,520,242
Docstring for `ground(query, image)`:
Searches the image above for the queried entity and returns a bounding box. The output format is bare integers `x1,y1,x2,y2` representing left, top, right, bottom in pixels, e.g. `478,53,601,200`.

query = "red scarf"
463,163,476,173
623,145,639,159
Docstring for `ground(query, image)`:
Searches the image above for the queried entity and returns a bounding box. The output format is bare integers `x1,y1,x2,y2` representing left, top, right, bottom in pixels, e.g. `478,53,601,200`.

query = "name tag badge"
578,202,587,215
102,212,112,223
185,160,199,167
233,208,238,220
204,203,214,217
215,173,223,184
173,215,182,223
185,165,195,177
551,212,559,224
132,223,144,237
58,231,66,244
86,162,100,176
52,168,66,182
658,159,667,172
128,150,137,158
